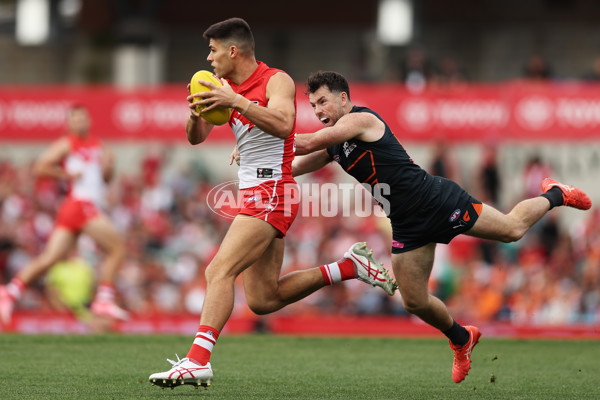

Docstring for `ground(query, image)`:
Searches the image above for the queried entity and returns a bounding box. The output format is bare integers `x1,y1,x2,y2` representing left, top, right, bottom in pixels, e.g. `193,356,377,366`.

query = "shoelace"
166,354,186,368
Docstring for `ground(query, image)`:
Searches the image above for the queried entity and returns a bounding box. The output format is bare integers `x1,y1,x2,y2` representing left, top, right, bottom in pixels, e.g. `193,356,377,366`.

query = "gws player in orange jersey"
292,71,592,383
0,105,129,325
148,18,396,389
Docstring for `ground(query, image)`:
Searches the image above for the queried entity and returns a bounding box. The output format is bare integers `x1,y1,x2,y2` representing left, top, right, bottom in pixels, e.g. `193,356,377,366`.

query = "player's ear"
229,45,238,58
340,91,349,106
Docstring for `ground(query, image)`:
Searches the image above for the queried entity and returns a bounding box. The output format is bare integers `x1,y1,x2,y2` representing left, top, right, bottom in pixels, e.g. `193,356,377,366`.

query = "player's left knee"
246,291,281,315
246,300,274,315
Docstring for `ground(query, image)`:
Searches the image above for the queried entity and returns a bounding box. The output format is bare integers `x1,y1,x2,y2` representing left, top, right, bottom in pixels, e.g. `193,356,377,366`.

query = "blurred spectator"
523,54,553,81
397,47,438,93
581,56,600,81
437,56,468,85
0,146,598,326
522,155,554,200
428,139,461,184
477,145,501,206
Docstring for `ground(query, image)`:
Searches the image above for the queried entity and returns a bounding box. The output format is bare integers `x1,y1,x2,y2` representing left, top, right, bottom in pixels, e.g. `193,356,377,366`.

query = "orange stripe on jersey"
347,150,378,185
472,202,483,215
346,150,369,171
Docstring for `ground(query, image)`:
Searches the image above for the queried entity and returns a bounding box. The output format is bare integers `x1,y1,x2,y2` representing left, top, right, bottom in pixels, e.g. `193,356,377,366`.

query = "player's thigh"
40,227,78,264
392,242,436,302
81,214,122,252
208,215,280,279
464,203,511,240
241,237,285,300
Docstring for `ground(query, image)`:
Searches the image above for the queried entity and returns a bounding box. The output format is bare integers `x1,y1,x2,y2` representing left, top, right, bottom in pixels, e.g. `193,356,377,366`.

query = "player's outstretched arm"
295,112,382,155
292,149,332,177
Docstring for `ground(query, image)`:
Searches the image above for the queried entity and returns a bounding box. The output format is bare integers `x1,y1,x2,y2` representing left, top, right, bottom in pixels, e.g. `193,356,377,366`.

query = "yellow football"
189,70,232,126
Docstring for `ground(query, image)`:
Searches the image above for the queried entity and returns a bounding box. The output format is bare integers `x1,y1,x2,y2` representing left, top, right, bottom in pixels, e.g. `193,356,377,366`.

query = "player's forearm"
292,161,312,177
292,151,331,177
294,133,323,155
292,160,323,177
186,114,213,145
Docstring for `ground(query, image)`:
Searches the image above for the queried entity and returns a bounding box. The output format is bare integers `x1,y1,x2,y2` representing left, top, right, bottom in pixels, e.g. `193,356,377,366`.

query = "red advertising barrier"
2,311,599,340
2,81,600,142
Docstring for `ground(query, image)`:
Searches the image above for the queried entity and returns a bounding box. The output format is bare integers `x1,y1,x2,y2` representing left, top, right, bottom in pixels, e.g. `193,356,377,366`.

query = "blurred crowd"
0,146,599,327
385,47,600,92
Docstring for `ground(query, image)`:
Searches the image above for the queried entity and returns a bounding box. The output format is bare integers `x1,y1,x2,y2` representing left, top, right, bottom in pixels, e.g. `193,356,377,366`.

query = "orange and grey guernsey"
326,105,434,219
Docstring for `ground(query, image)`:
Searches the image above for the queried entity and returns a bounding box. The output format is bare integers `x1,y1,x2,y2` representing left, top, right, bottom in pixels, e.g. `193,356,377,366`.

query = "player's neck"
343,102,354,114
229,58,259,85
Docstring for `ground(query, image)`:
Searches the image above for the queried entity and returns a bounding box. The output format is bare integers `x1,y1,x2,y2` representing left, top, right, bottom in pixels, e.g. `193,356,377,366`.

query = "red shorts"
238,178,299,237
55,197,101,232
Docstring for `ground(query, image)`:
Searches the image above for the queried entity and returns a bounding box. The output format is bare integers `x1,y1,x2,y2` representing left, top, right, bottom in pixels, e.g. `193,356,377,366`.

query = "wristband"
231,94,242,109
241,99,251,115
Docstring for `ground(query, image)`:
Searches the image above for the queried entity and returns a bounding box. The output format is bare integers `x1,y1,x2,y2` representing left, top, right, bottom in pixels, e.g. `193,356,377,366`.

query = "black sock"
541,187,564,210
443,320,469,346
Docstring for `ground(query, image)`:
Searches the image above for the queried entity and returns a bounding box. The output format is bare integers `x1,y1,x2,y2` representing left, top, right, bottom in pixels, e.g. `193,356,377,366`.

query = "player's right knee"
203,264,220,283
204,263,237,284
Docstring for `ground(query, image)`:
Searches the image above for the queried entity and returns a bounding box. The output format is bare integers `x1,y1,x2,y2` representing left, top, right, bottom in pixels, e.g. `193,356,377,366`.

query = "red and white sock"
319,257,356,285
6,277,26,301
187,325,220,365
94,283,116,303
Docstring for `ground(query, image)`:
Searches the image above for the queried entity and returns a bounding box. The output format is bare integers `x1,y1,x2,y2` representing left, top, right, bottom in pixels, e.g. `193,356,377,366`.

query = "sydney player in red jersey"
0,105,128,325
149,18,396,389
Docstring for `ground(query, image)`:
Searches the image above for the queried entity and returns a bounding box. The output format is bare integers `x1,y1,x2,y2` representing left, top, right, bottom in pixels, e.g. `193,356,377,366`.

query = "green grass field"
0,334,598,399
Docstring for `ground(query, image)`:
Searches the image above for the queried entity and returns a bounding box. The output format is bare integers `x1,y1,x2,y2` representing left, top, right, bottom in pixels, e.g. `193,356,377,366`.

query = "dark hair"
306,71,351,101
203,17,255,54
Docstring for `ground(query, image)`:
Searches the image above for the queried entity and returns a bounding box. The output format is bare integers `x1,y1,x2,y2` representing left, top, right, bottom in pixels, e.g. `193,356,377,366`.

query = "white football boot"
345,242,397,296
0,285,15,325
90,299,130,321
149,355,213,389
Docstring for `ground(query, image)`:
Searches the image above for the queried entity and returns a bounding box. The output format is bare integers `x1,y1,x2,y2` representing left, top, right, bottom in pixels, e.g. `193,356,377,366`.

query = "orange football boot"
449,325,481,383
541,178,592,210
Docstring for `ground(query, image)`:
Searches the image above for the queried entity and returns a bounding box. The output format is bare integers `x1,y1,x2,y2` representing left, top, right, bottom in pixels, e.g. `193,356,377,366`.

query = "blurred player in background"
148,18,395,389
0,105,128,325
292,71,592,383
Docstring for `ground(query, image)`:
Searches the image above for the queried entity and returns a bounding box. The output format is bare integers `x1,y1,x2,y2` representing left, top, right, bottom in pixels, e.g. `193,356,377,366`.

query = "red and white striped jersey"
226,62,296,189
63,134,106,207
